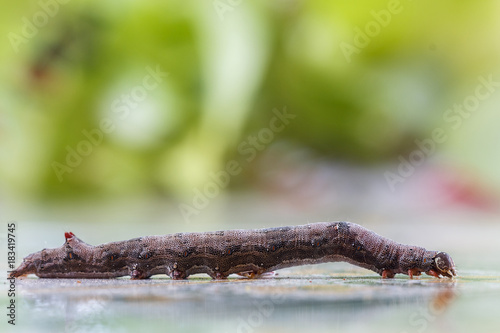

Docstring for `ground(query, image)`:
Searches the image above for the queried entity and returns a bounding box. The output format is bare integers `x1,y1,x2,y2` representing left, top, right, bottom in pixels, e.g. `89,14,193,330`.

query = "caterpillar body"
9,222,456,280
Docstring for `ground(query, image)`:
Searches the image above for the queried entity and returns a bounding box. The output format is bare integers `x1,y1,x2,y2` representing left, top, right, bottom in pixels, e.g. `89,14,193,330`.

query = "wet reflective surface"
3,200,500,333
3,267,500,333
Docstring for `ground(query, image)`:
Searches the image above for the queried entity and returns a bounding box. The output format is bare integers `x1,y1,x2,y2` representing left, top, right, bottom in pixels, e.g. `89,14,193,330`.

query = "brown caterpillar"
9,222,456,280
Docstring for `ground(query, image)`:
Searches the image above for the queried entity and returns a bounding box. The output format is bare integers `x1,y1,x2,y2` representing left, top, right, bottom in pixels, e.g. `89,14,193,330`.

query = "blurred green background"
1,0,499,215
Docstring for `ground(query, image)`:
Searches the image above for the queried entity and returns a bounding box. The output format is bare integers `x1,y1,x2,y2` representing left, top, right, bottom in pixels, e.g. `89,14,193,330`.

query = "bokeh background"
2,0,500,204
1,1,500,332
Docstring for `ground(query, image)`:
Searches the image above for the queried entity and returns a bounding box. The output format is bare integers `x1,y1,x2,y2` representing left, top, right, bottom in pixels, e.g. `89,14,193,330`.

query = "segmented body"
9,222,455,279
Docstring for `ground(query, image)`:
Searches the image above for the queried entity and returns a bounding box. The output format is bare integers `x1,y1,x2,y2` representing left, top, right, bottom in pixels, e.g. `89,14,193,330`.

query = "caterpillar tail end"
9,260,36,278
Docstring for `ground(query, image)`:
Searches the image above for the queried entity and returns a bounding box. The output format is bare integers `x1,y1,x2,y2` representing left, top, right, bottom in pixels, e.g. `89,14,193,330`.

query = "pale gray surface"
2,268,500,333
2,195,500,333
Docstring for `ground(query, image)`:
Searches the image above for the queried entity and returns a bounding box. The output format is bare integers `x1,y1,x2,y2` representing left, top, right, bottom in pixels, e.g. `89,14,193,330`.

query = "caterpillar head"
432,252,456,278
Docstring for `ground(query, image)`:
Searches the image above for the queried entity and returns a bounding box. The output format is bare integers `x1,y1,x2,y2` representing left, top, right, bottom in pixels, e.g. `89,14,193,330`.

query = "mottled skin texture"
9,222,456,280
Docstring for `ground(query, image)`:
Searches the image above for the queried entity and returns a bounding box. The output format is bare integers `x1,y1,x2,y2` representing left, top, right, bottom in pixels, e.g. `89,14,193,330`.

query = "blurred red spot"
430,167,498,211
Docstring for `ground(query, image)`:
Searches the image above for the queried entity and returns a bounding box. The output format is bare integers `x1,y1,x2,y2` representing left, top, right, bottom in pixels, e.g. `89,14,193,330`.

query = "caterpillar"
9,222,456,280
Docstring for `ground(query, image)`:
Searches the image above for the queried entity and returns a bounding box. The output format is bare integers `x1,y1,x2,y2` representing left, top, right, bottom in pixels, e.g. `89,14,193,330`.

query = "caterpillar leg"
381,269,395,279
407,268,422,279
170,269,187,280
426,269,441,278
130,269,150,280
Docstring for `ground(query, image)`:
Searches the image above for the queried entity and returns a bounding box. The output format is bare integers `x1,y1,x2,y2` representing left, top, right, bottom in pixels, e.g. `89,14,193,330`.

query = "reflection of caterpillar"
9,222,456,280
